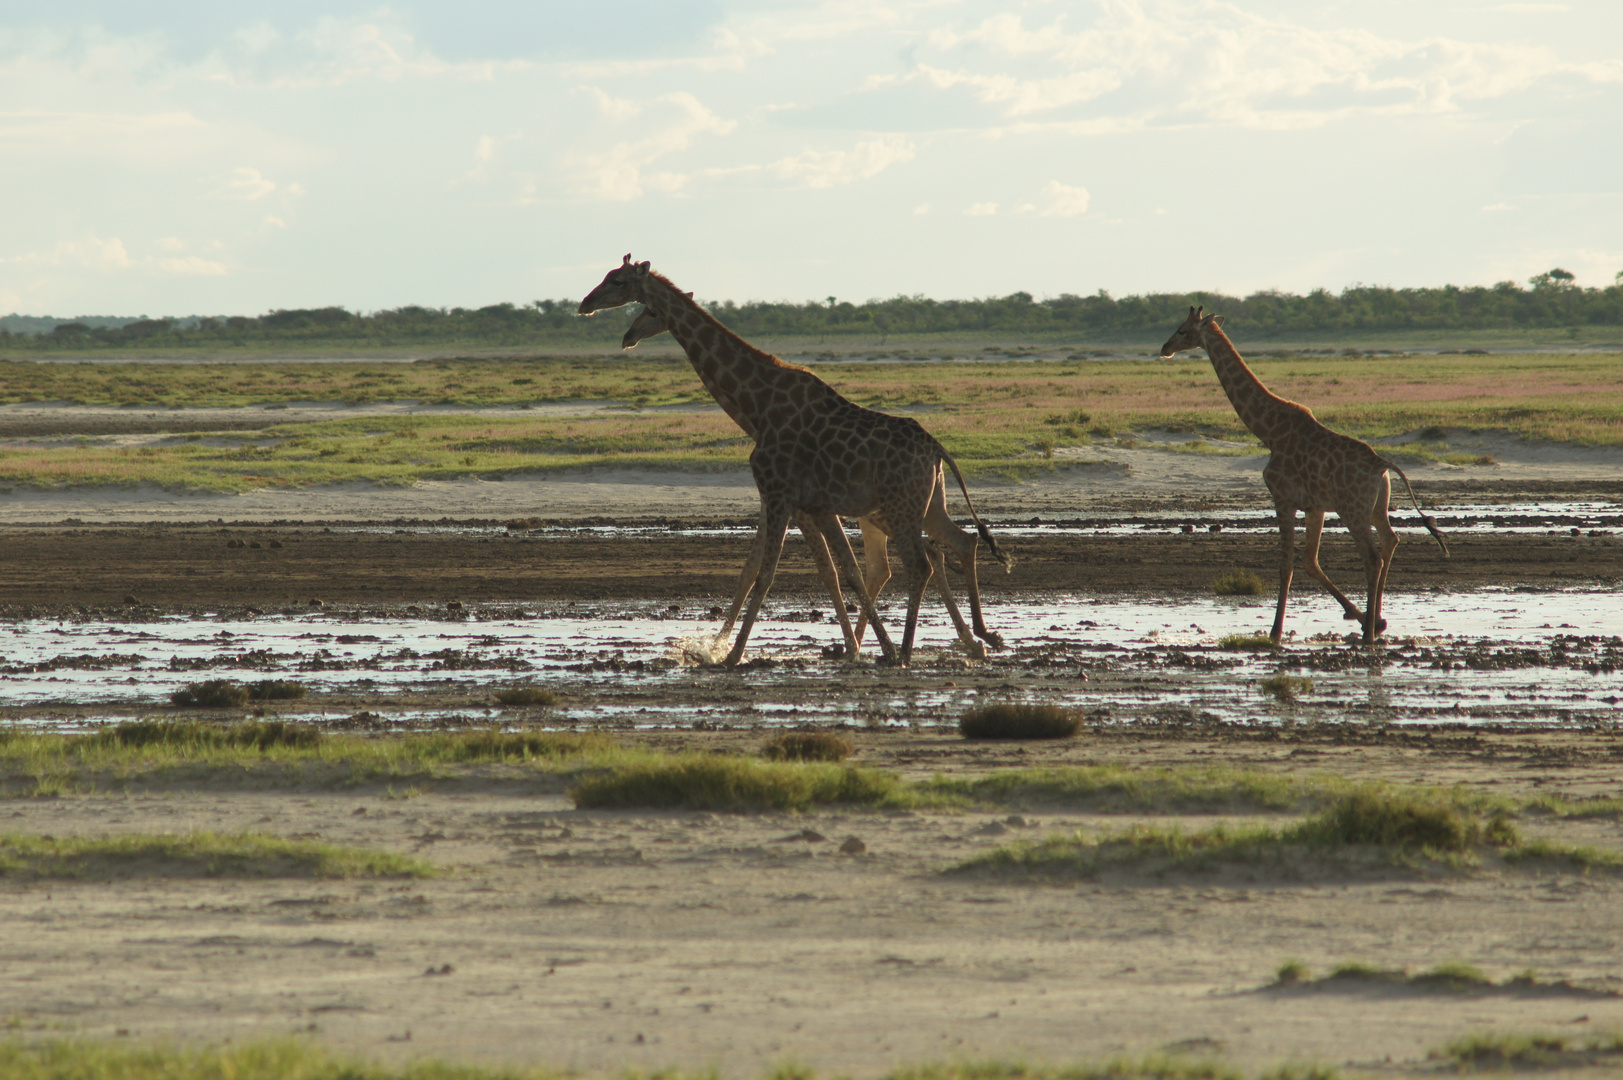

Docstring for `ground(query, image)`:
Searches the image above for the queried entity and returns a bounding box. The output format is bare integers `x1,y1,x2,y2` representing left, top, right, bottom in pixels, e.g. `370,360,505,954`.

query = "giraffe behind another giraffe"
1160,306,1447,647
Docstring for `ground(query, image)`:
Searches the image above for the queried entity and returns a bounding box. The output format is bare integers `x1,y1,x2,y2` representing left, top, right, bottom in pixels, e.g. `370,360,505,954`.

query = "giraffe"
580,255,1009,667
1159,306,1447,646
619,306,1000,660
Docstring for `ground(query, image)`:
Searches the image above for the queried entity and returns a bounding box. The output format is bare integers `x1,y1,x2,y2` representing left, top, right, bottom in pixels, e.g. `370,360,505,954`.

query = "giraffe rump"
1377,457,1450,557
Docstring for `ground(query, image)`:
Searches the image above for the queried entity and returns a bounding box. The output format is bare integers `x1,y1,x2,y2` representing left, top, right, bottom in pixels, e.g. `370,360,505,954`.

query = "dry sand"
4,730,1623,1077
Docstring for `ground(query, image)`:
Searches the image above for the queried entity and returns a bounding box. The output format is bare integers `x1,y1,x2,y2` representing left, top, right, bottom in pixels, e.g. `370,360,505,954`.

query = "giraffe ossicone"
580,255,1009,668
1160,305,1447,647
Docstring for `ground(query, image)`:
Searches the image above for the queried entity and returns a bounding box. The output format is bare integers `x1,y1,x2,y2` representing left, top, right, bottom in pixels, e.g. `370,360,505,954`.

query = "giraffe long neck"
637,273,799,440
1199,323,1298,445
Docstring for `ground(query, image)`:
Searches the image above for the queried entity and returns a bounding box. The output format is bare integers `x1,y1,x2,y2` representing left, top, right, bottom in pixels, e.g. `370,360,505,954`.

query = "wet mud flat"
0,519,1620,731
0,515,1618,616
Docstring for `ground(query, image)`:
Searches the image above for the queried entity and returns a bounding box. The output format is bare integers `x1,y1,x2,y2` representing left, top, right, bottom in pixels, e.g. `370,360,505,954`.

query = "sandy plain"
0,412,1621,1077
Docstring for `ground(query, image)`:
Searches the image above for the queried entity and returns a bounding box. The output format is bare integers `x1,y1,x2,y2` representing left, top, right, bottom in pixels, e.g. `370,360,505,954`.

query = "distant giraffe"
1159,306,1447,646
580,255,1008,667
619,307,995,659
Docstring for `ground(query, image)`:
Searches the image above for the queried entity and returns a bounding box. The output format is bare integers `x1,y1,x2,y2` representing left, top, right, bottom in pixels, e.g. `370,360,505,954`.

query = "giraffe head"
1158,306,1223,358
621,306,667,350
578,254,651,316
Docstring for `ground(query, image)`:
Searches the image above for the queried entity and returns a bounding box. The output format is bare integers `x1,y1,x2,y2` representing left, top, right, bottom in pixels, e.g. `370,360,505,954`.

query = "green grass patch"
1213,568,1267,596
1258,675,1312,703
761,731,854,762
0,1038,565,1080
494,686,560,707
569,755,908,812
169,679,250,707
0,831,431,880
1217,634,1279,651
0,722,622,795
950,789,1616,880
1438,1030,1623,1071
960,704,1082,741
0,1037,1347,1080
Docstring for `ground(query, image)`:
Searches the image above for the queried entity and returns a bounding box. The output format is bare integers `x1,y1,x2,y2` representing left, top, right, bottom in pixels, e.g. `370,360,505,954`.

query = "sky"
1,0,1620,316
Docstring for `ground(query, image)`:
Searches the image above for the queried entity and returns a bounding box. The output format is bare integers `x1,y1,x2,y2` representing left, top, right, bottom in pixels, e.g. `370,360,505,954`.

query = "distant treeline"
5,270,1622,351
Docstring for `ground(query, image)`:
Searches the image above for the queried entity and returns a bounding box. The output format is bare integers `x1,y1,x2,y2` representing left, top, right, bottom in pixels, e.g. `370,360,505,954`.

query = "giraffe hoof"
979,631,1006,651
961,642,987,661
820,643,848,660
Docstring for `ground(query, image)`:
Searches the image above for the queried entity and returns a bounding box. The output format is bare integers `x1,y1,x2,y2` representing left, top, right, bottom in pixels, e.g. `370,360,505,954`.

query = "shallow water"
343,500,1621,540
2,584,1619,731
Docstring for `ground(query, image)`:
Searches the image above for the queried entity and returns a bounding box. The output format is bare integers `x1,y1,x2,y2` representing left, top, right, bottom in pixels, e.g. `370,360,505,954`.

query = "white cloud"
567,91,736,200
1039,180,1090,217
5,236,228,277
914,203,930,215
8,236,133,270
909,3,1623,133
965,202,998,216
769,134,915,188
154,256,229,276
214,166,276,200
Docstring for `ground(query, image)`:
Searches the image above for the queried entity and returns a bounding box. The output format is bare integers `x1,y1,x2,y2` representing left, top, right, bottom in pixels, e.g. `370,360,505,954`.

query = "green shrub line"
0,1036,1345,1080
0,830,431,880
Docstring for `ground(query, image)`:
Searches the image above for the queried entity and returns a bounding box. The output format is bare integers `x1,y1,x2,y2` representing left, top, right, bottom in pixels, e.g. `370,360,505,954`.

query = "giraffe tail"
940,445,1012,571
1381,458,1450,557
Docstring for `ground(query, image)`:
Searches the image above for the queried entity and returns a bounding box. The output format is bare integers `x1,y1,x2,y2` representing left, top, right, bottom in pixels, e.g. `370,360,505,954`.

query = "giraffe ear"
1208,314,1225,329
633,260,651,278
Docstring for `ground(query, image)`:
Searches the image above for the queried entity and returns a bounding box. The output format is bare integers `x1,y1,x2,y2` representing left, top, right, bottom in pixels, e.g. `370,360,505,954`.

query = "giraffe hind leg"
1298,509,1366,625
923,480,1003,651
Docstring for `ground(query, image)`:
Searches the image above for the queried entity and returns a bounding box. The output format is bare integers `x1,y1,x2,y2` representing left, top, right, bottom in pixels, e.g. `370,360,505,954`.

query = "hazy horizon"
3,1,1620,318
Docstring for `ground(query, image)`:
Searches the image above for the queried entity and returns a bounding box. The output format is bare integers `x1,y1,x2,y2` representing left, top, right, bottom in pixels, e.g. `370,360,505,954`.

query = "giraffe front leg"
1271,508,1297,645
717,527,768,641
798,514,860,661
852,515,892,649
723,507,790,667
823,515,898,664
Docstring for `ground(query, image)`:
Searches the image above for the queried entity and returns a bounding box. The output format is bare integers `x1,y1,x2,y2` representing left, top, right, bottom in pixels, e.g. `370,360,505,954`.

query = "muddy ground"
1,514,1617,617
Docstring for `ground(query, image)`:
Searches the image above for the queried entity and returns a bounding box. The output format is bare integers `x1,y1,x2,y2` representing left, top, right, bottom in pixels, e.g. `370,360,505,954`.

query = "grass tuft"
1259,674,1312,703
169,679,251,707
1217,634,1278,651
1274,959,1311,986
1439,1030,1623,1070
953,789,1553,880
960,704,1082,741
762,731,854,762
248,679,307,701
570,755,906,812
494,686,560,707
89,719,323,750
1213,567,1267,596
0,831,431,880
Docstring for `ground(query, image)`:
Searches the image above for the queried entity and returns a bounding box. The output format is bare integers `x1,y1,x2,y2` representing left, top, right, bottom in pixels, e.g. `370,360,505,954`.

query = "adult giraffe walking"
1159,306,1447,646
619,306,999,661
580,255,1008,667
